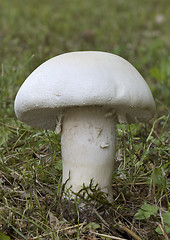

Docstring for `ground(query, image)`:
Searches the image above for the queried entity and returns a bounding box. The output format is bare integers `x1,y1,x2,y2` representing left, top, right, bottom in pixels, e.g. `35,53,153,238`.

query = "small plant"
63,178,111,207
134,202,159,220
75,179,111,206
155,212,170,236
0,232,10,240
134,202,170,236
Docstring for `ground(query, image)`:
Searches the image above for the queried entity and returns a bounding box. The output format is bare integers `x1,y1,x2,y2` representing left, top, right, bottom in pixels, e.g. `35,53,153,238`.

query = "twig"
120,225,142,240
31,223,85,239
91,231,127,240
158,223,169,240
93,208,109,227
112,182,147,187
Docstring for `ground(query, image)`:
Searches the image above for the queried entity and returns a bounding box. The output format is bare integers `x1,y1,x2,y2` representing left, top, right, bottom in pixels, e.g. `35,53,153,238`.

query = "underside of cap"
14,51,156,130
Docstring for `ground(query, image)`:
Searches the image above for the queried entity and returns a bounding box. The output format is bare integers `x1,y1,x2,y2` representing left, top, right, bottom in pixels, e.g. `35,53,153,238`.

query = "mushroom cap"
14,51,156,130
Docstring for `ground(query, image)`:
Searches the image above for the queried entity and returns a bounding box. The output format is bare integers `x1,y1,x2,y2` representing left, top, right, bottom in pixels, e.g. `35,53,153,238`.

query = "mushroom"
14,51,156,201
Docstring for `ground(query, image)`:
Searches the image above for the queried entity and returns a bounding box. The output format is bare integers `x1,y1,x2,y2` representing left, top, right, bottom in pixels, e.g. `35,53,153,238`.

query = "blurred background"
0,0,170,118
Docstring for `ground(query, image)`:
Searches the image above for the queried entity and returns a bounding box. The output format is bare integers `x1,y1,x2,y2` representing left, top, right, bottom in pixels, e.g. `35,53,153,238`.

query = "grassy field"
0,0,169,239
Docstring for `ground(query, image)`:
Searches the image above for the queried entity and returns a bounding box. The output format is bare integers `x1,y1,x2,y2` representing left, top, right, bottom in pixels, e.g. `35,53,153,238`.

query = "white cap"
14,51,156,130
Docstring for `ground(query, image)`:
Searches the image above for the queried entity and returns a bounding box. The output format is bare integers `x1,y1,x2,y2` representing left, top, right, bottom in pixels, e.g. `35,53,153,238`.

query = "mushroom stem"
61,106,116,200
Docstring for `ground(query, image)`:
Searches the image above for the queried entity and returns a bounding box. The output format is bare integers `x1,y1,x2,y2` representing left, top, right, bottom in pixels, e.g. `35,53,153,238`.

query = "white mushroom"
14,51,156,200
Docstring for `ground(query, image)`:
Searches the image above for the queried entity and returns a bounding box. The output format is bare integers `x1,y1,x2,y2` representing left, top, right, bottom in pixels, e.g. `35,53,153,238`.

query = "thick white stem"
61,107,116,200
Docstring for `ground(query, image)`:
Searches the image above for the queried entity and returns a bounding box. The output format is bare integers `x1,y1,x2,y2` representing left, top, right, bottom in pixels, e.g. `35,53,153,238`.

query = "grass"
0,0,170,239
